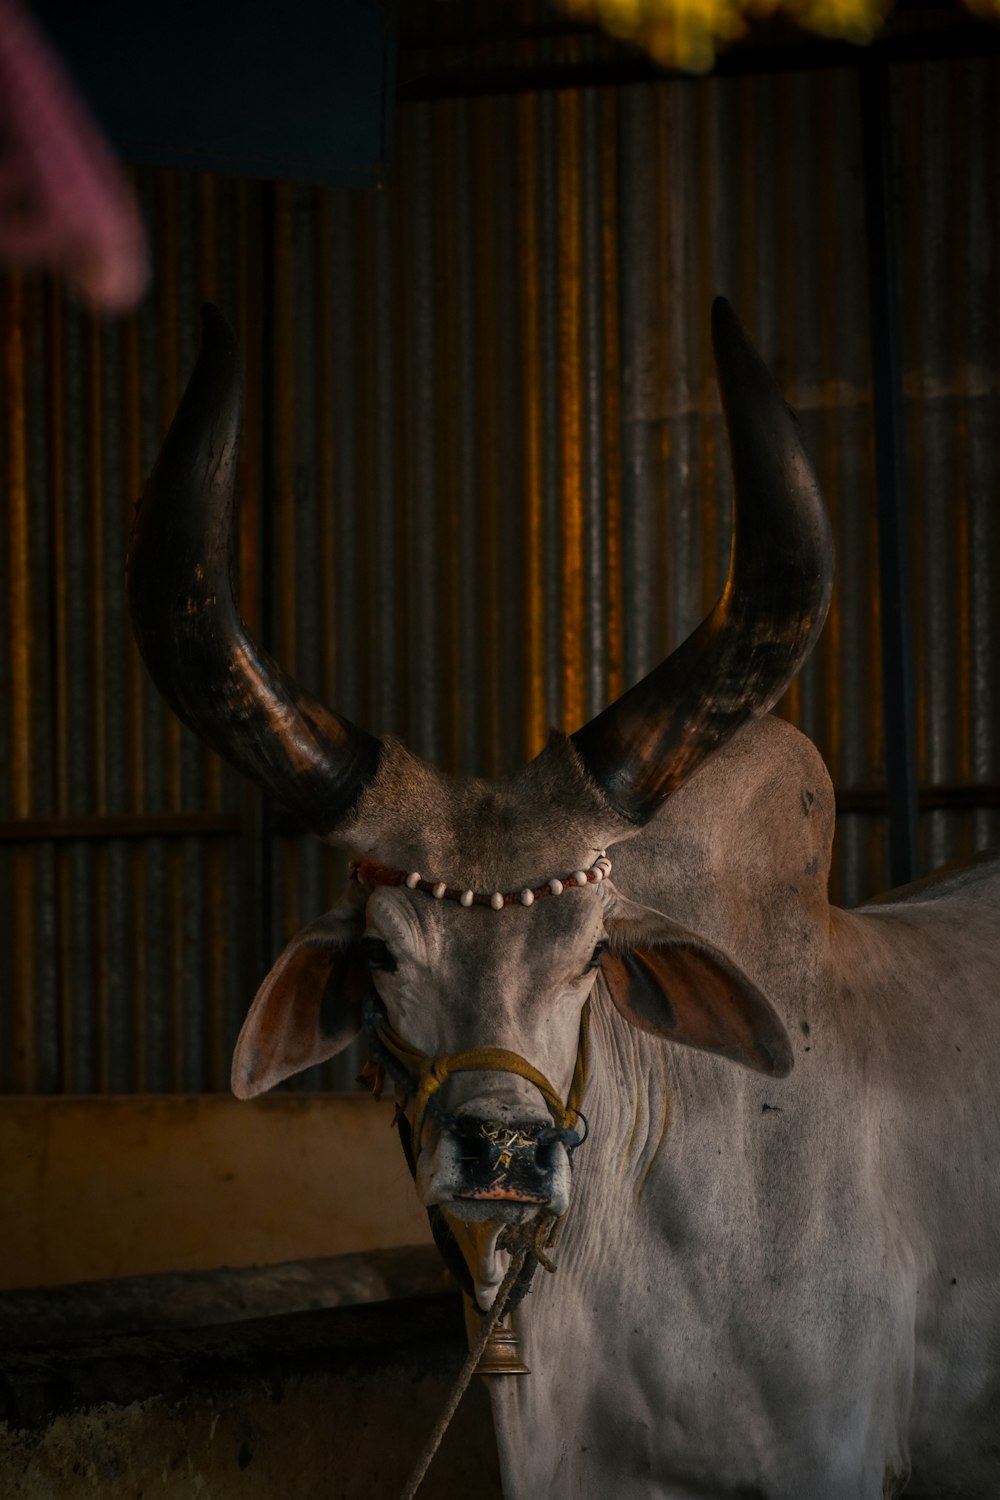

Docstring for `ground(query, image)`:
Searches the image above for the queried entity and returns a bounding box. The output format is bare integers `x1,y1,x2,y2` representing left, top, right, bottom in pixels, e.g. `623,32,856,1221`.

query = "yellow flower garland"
557,0,988,73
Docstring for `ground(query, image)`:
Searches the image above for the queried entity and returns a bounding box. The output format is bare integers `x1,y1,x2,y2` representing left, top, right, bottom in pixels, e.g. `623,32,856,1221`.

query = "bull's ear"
231,906,368,1099
601,913,793,1077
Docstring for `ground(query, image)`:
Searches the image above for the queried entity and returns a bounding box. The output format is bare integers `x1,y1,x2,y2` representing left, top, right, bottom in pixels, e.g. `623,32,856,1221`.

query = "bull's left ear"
601,912,793,1077
231,905,368,1099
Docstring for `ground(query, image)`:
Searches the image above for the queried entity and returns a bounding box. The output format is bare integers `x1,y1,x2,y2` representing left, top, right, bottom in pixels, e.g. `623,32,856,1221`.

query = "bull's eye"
583,940,608,975
360,936,397,973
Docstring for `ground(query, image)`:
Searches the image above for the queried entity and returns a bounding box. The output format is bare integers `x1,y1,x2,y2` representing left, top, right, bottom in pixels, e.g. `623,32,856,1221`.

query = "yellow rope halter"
371,1000,591,1161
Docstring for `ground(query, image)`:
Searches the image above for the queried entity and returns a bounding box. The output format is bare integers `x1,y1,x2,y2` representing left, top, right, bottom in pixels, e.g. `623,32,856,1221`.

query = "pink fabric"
0,0,149,310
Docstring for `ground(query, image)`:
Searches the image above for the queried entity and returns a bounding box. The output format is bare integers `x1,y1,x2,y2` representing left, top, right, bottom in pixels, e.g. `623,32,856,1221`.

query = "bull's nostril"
454,1119,545,1166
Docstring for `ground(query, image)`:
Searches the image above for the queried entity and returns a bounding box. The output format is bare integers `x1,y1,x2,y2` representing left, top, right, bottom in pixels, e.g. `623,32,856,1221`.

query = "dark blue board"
29,0,397,186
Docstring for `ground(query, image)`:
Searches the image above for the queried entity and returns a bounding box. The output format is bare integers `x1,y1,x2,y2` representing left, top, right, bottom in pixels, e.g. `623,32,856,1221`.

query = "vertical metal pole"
242,184,277,1002
859,59,920,887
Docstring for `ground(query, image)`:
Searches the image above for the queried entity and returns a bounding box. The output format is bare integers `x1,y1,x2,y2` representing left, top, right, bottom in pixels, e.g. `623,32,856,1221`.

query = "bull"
127,300,1000,1499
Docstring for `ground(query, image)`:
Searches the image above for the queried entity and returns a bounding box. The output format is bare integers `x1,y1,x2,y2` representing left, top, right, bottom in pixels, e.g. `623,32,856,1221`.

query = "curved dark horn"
571,297,834,827
127,304,383,836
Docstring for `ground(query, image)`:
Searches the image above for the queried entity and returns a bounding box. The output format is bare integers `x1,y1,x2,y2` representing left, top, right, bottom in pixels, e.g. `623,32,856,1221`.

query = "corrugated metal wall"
896,61,1000,875
1,57,998,1095
0,178,260,1094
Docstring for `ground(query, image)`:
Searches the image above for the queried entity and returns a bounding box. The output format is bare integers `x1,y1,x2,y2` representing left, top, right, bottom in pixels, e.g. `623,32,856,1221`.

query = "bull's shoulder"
857,848,1000,912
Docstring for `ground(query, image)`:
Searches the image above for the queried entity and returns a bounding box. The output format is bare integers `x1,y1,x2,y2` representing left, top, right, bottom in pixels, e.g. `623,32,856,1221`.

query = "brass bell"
463,1294,530,1376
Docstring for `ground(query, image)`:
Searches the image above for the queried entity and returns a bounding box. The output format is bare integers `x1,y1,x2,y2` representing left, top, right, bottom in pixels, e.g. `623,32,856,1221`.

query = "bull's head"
127,301,833,1304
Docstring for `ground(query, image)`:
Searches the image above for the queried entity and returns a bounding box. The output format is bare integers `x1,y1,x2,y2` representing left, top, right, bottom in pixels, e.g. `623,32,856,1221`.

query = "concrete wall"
0,1095,431,1289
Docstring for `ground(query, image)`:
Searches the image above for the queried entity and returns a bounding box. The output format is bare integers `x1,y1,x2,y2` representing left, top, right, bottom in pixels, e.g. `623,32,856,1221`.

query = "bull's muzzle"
448,1117,566,1205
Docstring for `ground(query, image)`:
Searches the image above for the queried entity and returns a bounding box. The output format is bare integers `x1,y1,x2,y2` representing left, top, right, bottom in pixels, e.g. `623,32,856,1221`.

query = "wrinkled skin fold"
127,302,1000,1498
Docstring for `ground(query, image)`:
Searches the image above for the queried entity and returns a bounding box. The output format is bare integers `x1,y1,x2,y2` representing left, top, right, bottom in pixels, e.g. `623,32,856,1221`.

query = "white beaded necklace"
349,851,612,911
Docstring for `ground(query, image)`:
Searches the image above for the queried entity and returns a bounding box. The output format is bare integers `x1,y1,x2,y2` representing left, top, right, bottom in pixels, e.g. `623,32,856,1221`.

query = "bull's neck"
576,982,677,1202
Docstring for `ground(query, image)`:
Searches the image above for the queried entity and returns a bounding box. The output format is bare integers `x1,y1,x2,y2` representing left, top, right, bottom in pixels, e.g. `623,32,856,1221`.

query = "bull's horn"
571,297,834,827
127,304,383,835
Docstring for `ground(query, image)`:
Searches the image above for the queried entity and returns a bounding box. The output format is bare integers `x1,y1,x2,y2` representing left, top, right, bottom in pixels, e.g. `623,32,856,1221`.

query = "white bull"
128,298,1000,1499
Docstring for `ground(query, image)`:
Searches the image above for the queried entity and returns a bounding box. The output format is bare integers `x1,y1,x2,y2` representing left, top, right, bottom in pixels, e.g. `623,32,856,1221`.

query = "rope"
395,1238,532,1500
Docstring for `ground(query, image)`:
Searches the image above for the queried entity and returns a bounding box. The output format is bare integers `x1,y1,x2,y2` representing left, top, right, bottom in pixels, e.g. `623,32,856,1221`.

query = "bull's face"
226,783,619,1237
127,299,831,1300
362,880,606,1224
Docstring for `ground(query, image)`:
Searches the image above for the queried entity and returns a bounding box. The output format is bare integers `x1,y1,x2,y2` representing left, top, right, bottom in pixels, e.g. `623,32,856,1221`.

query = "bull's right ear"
602,899,793,1078
231,905,368,1099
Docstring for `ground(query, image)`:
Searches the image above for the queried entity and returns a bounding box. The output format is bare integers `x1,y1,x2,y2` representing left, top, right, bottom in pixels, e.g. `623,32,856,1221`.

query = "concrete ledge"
0,1244,451,1348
